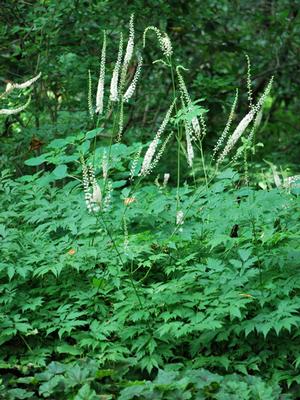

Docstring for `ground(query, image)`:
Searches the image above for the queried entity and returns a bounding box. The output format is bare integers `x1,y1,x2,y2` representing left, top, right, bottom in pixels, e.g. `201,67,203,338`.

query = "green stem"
169,59,181,210
99,214,144,309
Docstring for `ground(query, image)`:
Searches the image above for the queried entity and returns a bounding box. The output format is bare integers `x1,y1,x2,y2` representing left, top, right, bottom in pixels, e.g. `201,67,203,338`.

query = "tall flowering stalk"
143,26,173,58
87,69,94,119
176,66,201,139
217,76,273,164
0,72,41,115
0,97,31,115
151,132,173,171
103,180,113,212
102,150,109,179
123,14,134,66
95,31,106,114
2,72,41,97
212,89,238,159
217,110,255,164
130,145,142,181
110,33,123,102
117,14,135,141
81,158,102,213
140,101,175,176
120,14,135,91
123,56,143,102
245,54,254,110
185,121,194,167
253,77,273,113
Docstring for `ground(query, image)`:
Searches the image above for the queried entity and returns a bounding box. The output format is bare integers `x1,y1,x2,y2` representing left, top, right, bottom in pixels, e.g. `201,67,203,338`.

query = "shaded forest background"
1,0,299,173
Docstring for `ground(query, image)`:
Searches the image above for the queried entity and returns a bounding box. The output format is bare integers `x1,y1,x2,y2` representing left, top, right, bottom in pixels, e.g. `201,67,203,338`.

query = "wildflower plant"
3,14,295,400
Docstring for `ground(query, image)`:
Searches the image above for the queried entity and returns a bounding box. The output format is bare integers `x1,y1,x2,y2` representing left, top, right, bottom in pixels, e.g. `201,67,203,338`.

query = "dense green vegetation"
1,1,300,399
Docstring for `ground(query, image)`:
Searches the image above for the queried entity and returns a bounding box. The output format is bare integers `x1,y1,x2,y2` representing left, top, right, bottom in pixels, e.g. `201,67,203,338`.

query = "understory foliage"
1,13,300,400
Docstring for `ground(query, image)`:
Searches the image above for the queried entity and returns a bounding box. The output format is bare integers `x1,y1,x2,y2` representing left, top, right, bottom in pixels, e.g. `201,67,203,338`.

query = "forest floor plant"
0,14,300,400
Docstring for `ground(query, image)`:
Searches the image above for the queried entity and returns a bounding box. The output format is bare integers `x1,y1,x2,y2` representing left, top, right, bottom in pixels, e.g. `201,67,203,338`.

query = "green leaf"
48,138,69,149
7,265,15,280
238,248,252,262
74,384,98,400
25,154,48,166
217,168,238,180
85,128,103,139
52,164,68,179
113,180,127,188
7,388,35,399
56,344,82,355
80,140,91,154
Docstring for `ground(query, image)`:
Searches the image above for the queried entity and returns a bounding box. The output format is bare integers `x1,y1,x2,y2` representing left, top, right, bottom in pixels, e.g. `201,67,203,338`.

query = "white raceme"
110,33,123,102
123,56,143,102
185,122,194,167
217,110,255,164
140,101,175,176
95,31,106,114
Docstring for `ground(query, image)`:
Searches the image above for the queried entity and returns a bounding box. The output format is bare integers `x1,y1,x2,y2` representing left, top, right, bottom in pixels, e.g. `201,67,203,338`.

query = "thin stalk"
199,140,208,188
169,59,181,210
250,217,263,287
99,214,144,309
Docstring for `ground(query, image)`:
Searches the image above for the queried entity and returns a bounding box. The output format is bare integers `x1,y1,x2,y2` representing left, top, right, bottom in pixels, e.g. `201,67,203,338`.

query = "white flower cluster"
130,145,142,181
177,67,201,140
91,14,144,135
150,132,173,171
102,150,108,179
0,72,41,116
0,97,31,115
284,175,300,191
191,116,201,139
245,54,253,109
4,72,41,95
176,210,184,226
161,35,173,58
82,160,102,213
143,26,173,57
163,173,170,187
140,101,175,176
217,77,273,164
123,56,143,102
87,69,94,118
123,14,135,68
185,121,194,167
95,31,106,114
119,14,135,93
110,33,123,102
217,110,255,164
103,180,113,212
253,77,274,113
213,89,238,159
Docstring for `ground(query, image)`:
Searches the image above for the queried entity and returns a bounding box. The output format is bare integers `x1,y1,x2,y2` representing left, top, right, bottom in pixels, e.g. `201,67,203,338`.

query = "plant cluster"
0,13,300,400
